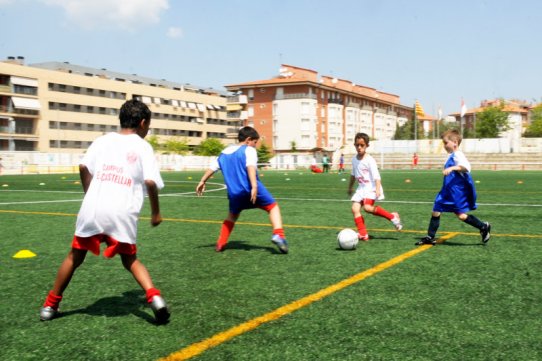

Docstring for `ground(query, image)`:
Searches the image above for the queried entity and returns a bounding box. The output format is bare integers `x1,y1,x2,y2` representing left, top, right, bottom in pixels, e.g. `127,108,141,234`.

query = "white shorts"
351,188,385,203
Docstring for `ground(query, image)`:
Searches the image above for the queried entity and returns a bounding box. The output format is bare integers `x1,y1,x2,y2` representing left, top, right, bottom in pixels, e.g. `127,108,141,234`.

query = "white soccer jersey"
350,153,385,201
75,133,164,244
451,150,471,172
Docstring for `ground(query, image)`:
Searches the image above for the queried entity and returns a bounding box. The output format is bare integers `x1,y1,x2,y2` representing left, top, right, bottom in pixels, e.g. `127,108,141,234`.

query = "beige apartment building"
0,57,235,153
225,64,414,153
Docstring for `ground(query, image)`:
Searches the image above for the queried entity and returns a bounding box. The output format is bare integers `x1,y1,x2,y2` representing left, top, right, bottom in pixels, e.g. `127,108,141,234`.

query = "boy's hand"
443,166,456,176
196,182,206,196
347,187,353,196
151,213,162,227
250,187,257,203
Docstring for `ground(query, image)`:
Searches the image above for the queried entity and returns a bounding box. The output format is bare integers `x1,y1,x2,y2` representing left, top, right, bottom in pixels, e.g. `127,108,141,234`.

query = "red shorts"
72,234,137,258
361,199,375,206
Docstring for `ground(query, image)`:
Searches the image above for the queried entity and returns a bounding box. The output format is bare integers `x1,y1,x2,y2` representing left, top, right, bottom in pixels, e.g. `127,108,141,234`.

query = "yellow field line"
1,209,540,239
0,209,76,217
157,232,459,361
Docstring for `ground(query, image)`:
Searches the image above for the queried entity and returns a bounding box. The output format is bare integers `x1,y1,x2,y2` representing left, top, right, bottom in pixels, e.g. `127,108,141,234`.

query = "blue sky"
1,0,540,116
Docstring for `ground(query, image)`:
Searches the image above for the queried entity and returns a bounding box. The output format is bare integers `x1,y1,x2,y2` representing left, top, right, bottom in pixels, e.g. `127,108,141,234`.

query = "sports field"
1,169,540,360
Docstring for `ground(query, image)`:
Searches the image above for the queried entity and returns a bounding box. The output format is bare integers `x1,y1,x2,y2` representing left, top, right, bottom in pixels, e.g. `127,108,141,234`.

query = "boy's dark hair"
119,99,151,129
238,126,260,141
354,132,370,145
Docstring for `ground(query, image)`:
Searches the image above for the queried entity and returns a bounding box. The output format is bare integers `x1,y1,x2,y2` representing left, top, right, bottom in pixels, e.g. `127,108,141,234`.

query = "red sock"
146,288,161,303
273,228,285,238
217,220,235,246
373,206,393,220
43,291,63,309
354,216,367,235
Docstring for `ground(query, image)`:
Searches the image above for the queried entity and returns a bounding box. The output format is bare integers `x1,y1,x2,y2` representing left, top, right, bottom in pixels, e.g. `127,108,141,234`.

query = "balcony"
275,93,317,100
227,94,248,104
0,104,40,117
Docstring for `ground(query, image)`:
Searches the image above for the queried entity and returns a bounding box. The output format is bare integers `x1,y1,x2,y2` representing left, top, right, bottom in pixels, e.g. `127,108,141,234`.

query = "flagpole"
414,102,419,153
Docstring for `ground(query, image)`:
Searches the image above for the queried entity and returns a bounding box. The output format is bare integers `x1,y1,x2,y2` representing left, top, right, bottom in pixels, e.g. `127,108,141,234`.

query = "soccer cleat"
415,236,436,246
215,241,227,252
391,212,403,231
480,222,491,244
271,234,289,254
40,306,58,321
358,233,369,241
150,295,170,324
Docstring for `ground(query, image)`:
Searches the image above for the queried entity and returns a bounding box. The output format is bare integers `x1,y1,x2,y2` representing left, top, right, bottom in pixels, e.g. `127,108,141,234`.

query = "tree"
256,142,272,168
475,105,510,138
147,135,160,151
393,119,424,140
163,137,189,155
524,104,542,137
193,138,225,156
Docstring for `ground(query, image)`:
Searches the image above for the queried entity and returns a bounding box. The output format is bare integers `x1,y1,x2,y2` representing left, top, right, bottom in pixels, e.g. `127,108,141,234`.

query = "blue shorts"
228,183,276,214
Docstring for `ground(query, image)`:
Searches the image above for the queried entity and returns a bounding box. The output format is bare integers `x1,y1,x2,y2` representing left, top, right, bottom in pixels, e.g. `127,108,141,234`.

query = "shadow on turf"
411,237,486,247
199,240,280,254
56,290,166,325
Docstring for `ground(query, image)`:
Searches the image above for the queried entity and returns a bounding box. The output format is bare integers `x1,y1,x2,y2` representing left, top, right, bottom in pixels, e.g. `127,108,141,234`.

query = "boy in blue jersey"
196,126,288,253
416,129,491,245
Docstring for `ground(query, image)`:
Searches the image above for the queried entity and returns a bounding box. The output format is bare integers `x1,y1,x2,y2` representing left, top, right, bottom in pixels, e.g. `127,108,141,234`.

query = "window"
301,118,311,131
301,102,310,115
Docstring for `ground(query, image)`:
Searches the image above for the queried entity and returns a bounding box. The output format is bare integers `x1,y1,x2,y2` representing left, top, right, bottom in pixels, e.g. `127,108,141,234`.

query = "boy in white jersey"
40,99,170,323
196,126,288,254
347,133,402,240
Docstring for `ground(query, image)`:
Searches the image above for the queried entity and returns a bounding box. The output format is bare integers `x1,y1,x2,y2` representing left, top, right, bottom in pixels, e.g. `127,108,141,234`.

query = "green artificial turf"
0,169,540,360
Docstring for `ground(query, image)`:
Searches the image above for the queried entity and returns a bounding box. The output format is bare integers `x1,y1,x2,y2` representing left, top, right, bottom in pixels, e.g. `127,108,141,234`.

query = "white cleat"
40,306,58,321
391,212,403,231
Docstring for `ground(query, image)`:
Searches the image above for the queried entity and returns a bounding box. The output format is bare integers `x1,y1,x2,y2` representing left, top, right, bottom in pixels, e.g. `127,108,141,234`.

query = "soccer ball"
337,228,359,250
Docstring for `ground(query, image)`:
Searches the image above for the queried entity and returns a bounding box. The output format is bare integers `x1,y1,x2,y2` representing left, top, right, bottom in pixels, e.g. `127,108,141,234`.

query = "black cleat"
415,236,436,246
481,222,491,244
150,295,170,324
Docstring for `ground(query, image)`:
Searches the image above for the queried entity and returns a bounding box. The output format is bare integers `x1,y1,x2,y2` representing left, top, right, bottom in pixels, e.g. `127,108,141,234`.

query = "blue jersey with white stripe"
433,152,477,213
217,145,275,214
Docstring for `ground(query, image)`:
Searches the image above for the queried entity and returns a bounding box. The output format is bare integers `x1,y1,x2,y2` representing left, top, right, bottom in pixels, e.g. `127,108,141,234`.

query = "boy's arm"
348,175,355,195
247,165,258,203
443,165,467,175
79,164,93,193
145,180,162,227
375,179,382,198
196,168,215,196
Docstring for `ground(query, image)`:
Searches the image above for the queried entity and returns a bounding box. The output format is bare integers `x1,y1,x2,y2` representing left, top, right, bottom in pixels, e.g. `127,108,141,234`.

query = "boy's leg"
215,213,238,252
122,254,170,323
364,201,402,231
268,204,288,254
352,202,369,241
458,213,491,244
41,248,87,321
416,212,440,245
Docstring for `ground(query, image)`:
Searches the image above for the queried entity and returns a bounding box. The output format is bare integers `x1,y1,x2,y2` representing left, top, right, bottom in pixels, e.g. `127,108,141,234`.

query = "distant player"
322,153,330,173
416,129,491,245
196,126,289,254
338,153,345,174
347,132,402,241
40,99,170,323
412,153,419,168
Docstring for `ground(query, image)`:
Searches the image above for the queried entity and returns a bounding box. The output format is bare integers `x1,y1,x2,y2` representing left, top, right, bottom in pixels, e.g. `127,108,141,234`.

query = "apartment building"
225,64,414,153
452,99,530,152
0,57,234,153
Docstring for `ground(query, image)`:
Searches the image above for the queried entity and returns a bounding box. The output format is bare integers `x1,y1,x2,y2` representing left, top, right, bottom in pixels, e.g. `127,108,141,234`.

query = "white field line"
1,181,540,207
